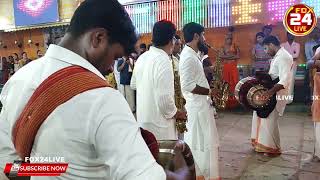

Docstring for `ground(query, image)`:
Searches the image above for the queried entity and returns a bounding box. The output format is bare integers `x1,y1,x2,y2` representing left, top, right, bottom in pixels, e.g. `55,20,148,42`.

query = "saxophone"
106,72,117,89
207,44,230,110
171,55,187,134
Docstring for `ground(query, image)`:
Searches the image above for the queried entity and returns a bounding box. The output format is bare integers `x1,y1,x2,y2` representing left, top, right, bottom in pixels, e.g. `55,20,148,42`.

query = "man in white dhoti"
251,36,293,156
0,1,190,179
179,22,220,180
311,46,320,161
131,20,187,140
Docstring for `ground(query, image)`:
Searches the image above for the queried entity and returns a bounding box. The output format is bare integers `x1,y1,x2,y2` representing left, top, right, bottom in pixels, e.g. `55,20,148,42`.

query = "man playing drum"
251,35,293,156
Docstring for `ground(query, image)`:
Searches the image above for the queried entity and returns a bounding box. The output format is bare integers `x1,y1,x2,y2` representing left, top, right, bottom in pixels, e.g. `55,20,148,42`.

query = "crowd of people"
0,50,43,84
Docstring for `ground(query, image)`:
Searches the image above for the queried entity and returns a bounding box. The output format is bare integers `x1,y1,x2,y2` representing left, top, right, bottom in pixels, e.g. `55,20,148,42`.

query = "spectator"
1,57,9,84
12,53,20,73
305,27,320,105
252,32,271,74
139,43,147,55
117,56,135,112
281,32,300,104
37,50,43,58
8,56,14,77
262,25,272,38
21,52,31,66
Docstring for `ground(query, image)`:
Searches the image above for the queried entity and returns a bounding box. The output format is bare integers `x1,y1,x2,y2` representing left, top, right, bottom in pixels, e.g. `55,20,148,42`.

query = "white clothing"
113,59,121,87
121,85,135,112
251,110,281,152
179,45,220,179
128,58,134,72
179,46,211,109
280,41,300,59
0,58,3,71
113,59,124,94
0,45,165,180
281,42,300,104
131,46,177,140
287,61,297,104
268,47,293,116
13,63,19,73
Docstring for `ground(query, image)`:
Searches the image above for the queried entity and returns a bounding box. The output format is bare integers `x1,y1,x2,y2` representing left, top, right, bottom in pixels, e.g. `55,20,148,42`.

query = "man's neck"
288,40,294,45
156,45,171,55
186,42,199,53
59,34,87,61
274,46,281,56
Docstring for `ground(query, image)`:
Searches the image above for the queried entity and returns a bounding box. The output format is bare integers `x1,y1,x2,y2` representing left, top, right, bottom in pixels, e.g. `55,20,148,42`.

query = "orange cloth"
312,72,320,122
13,66,109,160
222,44,239,109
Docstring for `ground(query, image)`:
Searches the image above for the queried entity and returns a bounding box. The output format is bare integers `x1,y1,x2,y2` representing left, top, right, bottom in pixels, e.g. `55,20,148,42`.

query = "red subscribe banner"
4,163,68,176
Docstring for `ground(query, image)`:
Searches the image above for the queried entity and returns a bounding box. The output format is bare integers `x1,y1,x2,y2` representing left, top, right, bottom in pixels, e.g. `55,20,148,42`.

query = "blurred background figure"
139,43,147,55
251,32,271,74
219,28,240,109
281,32,300,104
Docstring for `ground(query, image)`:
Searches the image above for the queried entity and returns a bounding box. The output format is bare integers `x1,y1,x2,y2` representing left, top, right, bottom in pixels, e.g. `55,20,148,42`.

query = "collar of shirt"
45,44,106,80
184,45,201,61
149,46,169,57
284,41,298,47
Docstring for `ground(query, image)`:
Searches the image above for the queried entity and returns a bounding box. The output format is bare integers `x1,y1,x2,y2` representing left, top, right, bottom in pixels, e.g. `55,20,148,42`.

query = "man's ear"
193,33,199,41
90,28,108,48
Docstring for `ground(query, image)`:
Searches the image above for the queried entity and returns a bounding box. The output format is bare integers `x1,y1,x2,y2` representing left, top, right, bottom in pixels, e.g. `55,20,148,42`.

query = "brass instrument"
206,44,230,110
106,72,117,89
171,55,187,134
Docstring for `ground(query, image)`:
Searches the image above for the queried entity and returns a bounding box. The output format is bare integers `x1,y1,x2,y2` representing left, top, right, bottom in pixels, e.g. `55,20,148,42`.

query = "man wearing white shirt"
179,22,220,180
281,32,300,104
251,36,293,156
0,1,190,179
131,20,187,141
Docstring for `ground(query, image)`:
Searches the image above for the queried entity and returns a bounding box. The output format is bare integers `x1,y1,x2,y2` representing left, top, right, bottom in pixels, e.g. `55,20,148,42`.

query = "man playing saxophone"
179,22,220,180
170,35,187,139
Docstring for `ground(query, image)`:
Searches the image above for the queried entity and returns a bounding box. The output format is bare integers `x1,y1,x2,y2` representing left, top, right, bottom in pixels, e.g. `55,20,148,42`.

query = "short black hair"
174,34,181,40
263,35,280,46
202,45,209,55
313,44,320,52
67,0,137,54
183,22,205,43
262,25,272,31
152,20,176,47
140,43,146,49
256,32,265,38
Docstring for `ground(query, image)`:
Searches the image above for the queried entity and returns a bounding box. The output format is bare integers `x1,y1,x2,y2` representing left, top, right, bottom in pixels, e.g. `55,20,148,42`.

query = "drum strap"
12,66,159,161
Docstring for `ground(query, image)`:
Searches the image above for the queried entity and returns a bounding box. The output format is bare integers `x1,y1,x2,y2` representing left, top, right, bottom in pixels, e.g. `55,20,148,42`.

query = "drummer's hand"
174,111,187,121
174,140,186,152
166,145,192,180
260,91,273,101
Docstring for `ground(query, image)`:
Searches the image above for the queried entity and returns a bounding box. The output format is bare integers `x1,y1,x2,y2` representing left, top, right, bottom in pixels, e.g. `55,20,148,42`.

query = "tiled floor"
216,111,320,180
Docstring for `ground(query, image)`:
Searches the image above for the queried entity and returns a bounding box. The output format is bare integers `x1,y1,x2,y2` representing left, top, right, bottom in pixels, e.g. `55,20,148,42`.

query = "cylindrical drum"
158,140,195,179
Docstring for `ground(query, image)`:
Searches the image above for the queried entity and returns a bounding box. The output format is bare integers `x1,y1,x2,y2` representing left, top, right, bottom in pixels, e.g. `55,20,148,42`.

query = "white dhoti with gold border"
184,99,220,180
251,110,281,154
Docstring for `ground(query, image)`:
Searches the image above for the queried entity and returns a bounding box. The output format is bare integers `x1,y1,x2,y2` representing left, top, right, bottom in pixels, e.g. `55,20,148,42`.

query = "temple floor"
217,109,320,180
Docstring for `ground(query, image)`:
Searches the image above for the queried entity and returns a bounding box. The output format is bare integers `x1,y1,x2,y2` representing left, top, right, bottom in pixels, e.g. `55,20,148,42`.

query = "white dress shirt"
280,41,300,59
269,47,293,116
131,46,177,140
0,45,165,180
179,45,211,109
